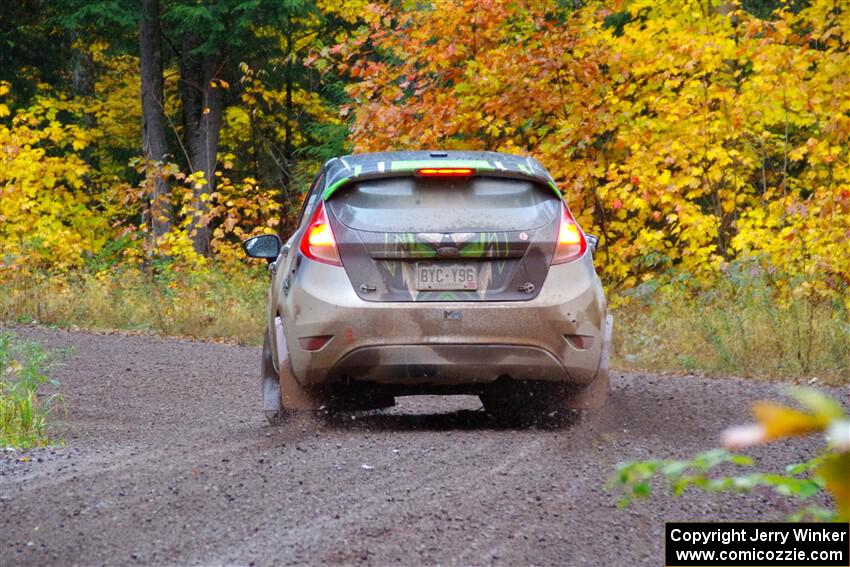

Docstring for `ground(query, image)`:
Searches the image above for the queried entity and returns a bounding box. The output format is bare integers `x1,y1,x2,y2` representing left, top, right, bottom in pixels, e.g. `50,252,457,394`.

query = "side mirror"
243,234,281,262
586,234,600,255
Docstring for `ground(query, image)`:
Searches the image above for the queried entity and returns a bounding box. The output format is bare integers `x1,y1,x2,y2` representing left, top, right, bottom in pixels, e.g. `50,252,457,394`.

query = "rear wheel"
262,330,289,425
264,327,390,422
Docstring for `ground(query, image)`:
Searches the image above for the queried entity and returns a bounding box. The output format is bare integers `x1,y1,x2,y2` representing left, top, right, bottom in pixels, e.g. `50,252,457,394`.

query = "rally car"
244,151,612,423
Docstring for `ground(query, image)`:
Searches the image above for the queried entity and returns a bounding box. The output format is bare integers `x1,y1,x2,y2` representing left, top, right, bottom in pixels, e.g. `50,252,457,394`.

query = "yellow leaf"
752,402,826,441
788,146,807,161
817,452,850,522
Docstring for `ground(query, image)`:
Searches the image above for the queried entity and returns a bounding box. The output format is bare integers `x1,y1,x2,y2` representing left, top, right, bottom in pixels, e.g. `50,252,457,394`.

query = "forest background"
0,0,847,382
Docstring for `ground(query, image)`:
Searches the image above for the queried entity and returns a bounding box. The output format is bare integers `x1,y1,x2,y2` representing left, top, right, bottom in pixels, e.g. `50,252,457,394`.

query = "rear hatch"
325,175,561,302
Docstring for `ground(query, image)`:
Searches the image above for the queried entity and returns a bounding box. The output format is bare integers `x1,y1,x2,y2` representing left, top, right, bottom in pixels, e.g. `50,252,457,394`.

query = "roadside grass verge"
613,277,850,385
0,332,62,448
0,267,268,345
2,267,847,383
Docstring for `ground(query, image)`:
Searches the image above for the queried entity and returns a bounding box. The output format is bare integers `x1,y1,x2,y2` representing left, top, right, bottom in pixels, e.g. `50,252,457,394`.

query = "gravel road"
1,327,843,567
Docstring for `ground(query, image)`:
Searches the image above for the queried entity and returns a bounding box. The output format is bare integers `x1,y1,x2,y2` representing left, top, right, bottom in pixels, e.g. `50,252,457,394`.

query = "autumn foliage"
342,0,850,305
0,0,848,342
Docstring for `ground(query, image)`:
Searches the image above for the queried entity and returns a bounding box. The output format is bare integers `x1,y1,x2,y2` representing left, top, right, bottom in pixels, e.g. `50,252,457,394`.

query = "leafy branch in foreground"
609,388,850,522
0,332,63,449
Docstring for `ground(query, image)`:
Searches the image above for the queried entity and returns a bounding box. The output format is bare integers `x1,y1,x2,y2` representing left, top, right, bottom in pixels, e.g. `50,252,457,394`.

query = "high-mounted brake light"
299,201,342,266
415,167,475,177
552,203,587,265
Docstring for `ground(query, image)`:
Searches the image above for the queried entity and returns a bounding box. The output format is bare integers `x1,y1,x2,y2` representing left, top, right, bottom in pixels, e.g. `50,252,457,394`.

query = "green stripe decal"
389,159,494,171
323,176,351,200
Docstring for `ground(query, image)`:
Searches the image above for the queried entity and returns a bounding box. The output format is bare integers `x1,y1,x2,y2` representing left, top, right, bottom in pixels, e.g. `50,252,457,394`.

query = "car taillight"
299,201,342,266
552,203,587,265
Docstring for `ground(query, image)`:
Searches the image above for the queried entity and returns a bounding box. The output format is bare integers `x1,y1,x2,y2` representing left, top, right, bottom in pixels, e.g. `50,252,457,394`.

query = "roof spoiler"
322,159,562,200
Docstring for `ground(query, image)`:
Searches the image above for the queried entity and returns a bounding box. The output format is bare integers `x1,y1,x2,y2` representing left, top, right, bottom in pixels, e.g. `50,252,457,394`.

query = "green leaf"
731,475,759,490
661,461,688,479
796,480,822,499
729,454,755,467
632,482,652,498
692,449,732,470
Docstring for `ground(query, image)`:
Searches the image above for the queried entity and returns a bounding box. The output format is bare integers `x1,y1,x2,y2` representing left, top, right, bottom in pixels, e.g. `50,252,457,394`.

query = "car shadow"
313,407,582,432
261,372,762,436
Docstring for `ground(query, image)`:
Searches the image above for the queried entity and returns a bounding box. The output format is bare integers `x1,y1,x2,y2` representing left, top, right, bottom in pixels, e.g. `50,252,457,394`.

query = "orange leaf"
817,452,850,522
752,402,827,441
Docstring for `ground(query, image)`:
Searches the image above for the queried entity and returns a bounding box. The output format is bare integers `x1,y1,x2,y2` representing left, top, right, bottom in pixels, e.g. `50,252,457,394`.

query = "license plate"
415,263,478,291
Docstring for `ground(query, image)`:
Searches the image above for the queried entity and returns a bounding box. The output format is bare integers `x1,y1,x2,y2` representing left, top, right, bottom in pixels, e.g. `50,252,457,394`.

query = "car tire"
265,325,342,420
262,329,290,425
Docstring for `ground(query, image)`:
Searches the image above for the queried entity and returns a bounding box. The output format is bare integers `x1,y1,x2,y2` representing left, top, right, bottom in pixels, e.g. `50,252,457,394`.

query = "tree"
50,0,338,253
156,0,331,253
139,0,172,237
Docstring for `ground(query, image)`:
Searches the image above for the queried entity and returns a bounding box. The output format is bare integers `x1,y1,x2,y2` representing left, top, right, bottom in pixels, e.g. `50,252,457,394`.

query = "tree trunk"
277,14,294,213
71,31,95,99
284,14,293,170
71,30,98,173
180,35,225,256
139,0,172,238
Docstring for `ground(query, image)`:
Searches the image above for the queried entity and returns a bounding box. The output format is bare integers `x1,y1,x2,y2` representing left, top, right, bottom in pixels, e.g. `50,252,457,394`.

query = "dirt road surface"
1,327,842,566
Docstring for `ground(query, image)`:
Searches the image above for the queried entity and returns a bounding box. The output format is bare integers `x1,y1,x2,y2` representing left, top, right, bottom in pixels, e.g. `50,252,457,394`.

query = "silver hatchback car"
244,151,612,423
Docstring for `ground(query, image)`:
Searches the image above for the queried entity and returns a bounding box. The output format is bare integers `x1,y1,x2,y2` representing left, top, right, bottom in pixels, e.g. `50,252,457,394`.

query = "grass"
1,265,847,384
0,332,62,448
613,276,850,385
0,266,268,345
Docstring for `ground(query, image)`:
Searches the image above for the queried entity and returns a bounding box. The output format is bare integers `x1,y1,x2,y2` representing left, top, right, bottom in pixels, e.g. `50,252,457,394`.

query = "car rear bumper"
277,253,608,387
327,344,570,385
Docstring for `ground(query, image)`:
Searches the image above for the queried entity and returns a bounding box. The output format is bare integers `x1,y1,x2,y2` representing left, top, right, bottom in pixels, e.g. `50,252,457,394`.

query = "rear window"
328,177,559,232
